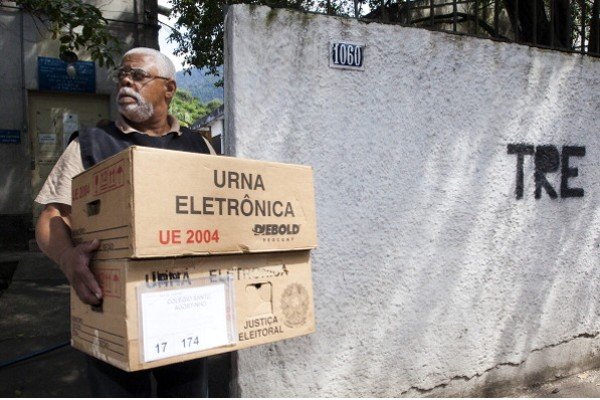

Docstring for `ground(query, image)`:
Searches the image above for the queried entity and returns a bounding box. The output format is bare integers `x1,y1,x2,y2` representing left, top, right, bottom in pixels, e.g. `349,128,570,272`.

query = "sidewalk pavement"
505,369,600,397
0,251,90,397
0,250,599,397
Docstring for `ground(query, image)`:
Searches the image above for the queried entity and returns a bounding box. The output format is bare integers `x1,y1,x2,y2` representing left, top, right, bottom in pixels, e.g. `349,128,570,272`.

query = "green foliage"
175,68,223,103
170,89,223,127
167,0,350,81
15,0,121,67
163,0,600,78
16,0,600,78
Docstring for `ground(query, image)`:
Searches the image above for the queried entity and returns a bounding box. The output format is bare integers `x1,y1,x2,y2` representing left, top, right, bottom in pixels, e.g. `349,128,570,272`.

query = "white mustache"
118,87,143,103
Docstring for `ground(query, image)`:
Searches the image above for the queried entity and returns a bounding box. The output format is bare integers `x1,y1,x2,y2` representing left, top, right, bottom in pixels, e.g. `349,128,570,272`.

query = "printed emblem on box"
281,283,310,328
96,268,122,298
93,160,125,195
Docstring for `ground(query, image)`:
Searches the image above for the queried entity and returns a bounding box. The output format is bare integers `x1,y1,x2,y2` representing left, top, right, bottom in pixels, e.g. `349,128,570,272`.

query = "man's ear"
165,80,177,101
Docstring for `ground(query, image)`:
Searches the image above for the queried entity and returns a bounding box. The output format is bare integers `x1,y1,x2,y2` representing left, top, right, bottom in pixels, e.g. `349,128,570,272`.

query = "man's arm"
36,203,102,305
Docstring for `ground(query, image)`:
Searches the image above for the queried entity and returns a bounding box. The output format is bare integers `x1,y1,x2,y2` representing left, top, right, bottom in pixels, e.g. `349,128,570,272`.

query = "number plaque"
330,42,365,71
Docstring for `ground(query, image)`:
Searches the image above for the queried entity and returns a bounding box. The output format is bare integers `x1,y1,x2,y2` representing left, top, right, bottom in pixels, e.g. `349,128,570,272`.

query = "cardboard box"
71,251,315,371
71,146,317,259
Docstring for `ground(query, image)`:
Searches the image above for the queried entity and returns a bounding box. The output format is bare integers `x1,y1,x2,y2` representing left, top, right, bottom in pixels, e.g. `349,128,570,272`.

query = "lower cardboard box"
71,251,315,371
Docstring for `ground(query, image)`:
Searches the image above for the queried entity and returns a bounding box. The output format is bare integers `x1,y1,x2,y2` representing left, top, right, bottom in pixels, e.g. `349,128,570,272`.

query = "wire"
158,18,181,34
0,3,139,16
105,17,159,27
0,4,158,27
0,341,70,369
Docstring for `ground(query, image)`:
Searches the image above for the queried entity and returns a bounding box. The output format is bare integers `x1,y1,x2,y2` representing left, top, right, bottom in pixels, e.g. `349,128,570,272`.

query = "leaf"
16,0,121,67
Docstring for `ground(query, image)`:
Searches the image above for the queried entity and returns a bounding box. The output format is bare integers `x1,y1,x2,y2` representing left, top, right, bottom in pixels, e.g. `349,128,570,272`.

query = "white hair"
122,47,176,79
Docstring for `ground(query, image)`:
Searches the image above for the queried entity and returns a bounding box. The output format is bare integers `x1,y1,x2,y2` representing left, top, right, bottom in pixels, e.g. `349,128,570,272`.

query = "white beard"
117,87,154,123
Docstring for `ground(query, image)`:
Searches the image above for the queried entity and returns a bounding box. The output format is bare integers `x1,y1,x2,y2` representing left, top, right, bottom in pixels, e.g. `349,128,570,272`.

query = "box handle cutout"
91,299,103,313
87,200,101,216
245,282,273,315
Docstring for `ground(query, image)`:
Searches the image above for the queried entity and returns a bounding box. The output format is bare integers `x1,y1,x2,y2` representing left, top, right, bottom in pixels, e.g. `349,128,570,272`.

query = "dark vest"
77,122,211,169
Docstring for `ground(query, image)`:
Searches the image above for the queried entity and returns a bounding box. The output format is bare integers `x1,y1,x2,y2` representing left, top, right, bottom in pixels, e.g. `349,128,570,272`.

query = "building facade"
192,104,224,154
0,0,159,248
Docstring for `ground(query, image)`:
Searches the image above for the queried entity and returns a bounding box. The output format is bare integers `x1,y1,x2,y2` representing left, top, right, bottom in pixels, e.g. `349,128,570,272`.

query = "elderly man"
35,47,214,397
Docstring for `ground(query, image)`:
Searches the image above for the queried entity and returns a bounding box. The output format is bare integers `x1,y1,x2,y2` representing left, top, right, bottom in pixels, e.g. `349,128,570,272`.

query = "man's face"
116,54,172,123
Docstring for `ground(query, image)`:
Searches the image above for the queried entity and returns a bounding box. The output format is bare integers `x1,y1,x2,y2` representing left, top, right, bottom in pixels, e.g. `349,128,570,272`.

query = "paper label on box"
138,277,236,363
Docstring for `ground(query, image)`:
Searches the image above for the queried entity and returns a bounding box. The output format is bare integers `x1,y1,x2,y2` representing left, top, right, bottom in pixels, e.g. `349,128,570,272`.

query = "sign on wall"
38,57,96,93
0,130,20,144
329,42,365,70
507,144,586,199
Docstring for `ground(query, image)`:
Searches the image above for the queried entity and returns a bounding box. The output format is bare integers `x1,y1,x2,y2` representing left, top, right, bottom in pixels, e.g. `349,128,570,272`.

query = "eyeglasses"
111,67,171,83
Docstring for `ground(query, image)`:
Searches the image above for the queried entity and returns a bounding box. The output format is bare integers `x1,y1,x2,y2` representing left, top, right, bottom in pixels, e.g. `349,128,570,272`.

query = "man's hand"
59,239,102,305
36,203,103,305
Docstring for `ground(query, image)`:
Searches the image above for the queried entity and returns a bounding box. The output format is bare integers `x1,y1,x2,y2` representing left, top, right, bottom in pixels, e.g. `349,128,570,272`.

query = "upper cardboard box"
71,146,317,259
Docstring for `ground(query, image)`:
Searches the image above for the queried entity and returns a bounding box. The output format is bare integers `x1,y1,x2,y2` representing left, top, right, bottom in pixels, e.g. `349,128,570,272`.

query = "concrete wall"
225,5,600,396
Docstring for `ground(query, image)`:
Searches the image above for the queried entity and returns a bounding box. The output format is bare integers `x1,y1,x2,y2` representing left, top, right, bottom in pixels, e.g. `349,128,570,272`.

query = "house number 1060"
330,42,365,70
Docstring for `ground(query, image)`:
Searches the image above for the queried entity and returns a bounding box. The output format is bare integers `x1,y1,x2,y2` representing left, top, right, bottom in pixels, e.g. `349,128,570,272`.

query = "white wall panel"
225,5,600,396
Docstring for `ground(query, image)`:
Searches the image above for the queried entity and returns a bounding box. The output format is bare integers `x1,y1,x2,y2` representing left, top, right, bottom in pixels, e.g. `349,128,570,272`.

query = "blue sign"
38,57,96,93
0,130,20,144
